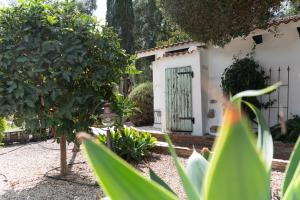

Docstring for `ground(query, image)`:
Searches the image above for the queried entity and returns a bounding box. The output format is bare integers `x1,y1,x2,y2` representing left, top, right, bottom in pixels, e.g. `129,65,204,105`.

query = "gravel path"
0,141,285,199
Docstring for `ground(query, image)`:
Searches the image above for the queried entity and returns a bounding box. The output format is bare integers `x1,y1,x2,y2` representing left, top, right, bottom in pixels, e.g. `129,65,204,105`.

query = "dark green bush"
128,82,154,126
221,57,270,120
98,128,156,161
271,115,300,143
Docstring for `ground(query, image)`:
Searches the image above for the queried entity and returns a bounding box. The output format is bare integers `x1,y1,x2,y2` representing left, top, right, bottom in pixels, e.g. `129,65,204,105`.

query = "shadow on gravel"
0,178,103,200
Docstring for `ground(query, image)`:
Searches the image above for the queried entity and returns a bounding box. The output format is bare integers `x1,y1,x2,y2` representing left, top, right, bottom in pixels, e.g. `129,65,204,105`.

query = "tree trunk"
60,134,67,176
106,129,112,150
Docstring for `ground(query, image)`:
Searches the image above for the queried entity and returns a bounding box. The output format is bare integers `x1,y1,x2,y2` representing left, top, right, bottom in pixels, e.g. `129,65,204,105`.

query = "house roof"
136,15,300,55
136,40,195,54
269,14,300,27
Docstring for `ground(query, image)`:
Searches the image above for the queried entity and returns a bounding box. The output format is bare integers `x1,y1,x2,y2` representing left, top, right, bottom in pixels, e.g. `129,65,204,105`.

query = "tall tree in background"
106,0,135,95
133,0,169,50
132,0,190,83
106,0,135,54
133,0,190,50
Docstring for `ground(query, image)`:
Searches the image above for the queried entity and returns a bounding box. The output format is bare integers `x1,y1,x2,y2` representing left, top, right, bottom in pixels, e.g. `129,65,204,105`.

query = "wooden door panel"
166,66,193,132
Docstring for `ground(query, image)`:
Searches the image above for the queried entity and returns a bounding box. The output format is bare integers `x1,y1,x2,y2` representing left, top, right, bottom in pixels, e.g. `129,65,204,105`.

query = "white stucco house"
137,15,300,136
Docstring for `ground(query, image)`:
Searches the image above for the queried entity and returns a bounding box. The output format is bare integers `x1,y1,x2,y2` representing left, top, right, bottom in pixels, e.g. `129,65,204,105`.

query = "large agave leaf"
82,139,178,200
244,101,273,171
186,149,209,197
282,137,300,196
204,105,270,200
165,135,200,200
282,164,300,200
231,82,281,102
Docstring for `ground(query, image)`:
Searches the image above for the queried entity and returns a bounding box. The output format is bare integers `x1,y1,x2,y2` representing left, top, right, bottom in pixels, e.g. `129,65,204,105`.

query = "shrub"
112,94,138,129
98,128,156,161
0,117,7,133
128,82,154,126
221,57,270,120
0,117,7,145
271,115,300,143
81,84,296,200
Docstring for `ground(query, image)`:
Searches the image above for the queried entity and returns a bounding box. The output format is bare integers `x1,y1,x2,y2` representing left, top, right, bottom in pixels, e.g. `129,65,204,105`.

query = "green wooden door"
165,66,193,132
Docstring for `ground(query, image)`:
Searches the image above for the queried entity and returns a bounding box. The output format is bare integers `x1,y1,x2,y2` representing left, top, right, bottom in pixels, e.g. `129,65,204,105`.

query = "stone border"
152,142,288,172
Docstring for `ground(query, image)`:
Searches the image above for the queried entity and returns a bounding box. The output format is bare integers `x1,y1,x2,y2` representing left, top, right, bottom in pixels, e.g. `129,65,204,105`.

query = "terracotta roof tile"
136,40,195,54
268,15,300,27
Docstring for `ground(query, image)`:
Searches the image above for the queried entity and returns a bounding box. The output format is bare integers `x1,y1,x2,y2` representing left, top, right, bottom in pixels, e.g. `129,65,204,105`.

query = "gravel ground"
0,141,284,200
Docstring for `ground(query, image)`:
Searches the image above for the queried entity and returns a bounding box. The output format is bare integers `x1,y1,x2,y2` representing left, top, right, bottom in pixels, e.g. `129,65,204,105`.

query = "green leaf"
47,15,58,25
149,168,176,195
165,135,200,200
231,82,282,102
243,101,273,171
282,164,300,200
16,56,28,63
7,82,17,93
82,139,178,200
186,149,209,197
282,137,300,195
204,105,270,200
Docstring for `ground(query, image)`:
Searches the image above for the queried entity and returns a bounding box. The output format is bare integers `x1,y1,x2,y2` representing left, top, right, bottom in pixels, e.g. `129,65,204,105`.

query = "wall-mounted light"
297,27,300,37
252,35,263,44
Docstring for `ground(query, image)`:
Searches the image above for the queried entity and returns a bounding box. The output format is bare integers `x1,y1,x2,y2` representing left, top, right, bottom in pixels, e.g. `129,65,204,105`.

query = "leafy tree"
159,0,283,46
106,0,135,95
156,29,191,47
133,0,190,83
106,0,135,54
285,1,300,15
133,0,190,50
0,0,132,175
133,0,168,50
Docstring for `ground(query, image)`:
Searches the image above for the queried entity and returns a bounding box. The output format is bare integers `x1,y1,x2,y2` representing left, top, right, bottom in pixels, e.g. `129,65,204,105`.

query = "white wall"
205,21,300,132
152,50,204,135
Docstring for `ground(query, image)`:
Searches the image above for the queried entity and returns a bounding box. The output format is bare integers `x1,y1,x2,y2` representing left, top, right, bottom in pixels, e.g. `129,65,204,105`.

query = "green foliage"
133,0,190,50
83,138,177,200
82,84,288,200
0,117,7,133
128,82,153,126
132,0,191,84
282,136,300,195
106,0,135,54
73,0,97,14
159,0,282,46
282,1,300,16
271,115,300,142
156,29,191,47
112,94,138,129
0,0,132,142
98,128,156,161
134,58,153,83
133,0,168,50
0,117,6,145
221,57,270,120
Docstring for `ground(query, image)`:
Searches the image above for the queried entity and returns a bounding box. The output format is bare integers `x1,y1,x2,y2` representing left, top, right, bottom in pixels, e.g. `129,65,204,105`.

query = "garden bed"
0,141,284,199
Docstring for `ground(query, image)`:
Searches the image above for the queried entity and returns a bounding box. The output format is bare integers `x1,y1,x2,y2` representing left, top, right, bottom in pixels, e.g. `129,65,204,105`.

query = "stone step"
152,141,288,172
